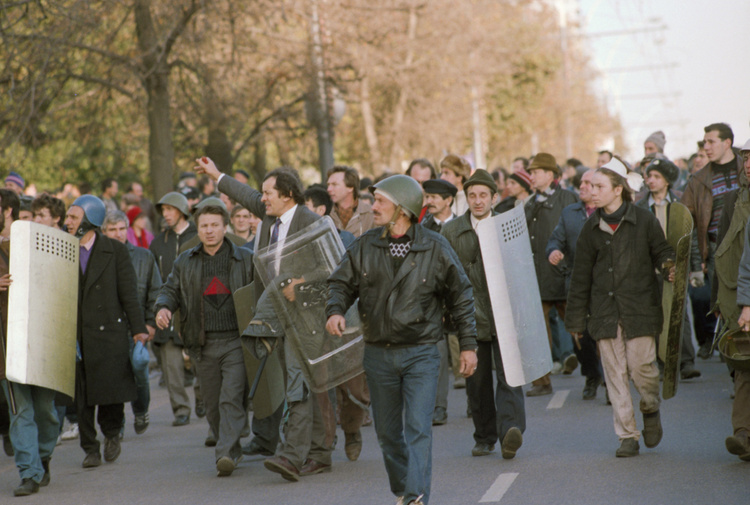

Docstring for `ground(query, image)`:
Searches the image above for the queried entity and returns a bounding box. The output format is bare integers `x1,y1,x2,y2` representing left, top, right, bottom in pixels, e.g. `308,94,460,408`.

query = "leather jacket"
326,224,477,350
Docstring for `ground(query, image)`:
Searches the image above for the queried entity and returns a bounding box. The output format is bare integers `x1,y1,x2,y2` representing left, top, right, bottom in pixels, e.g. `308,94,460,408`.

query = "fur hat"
645,158,679,185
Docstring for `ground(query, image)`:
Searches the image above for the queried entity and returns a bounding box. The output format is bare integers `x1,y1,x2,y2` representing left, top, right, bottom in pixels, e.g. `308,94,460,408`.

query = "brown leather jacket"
680,154,743,261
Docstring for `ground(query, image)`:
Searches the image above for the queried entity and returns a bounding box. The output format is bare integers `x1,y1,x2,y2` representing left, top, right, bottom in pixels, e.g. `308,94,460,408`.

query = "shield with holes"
476,205,552,387
253,217,364,393
6,221,79,397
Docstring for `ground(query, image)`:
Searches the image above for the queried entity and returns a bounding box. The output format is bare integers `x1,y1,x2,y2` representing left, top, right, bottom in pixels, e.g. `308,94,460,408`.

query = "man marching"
326,175,477,505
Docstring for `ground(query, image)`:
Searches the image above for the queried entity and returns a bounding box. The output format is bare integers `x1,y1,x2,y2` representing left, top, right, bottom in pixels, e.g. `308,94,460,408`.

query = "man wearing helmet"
64,196,148,469
149,192,198,427
326,175,478,505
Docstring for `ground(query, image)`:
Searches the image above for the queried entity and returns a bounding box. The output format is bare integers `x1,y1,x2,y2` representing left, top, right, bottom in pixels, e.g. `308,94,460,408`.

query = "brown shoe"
264,456,300,482
726,430,750,461
526,384,553,397
344,431,363,461
300,458,331,476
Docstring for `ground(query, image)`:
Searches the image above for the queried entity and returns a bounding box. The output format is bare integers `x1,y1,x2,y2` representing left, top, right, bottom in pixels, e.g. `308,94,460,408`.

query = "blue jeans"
129,339,150,416
1,381,59,483
364,344,440,505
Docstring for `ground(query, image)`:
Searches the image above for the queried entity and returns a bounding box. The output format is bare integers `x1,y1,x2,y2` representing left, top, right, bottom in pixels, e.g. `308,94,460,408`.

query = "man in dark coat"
149,192,197,427
195,157,333,480
103,210,162,435
442,170,525,460
64,196,147,469
525,153,579,396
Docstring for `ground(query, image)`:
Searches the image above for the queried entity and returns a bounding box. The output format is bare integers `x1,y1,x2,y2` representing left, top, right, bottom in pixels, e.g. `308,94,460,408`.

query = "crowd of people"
1,122,749,504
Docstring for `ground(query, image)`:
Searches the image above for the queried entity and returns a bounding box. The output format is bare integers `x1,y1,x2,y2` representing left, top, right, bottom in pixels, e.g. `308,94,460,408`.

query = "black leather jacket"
126,242,162,328
155,239,254,357
326,224,477,350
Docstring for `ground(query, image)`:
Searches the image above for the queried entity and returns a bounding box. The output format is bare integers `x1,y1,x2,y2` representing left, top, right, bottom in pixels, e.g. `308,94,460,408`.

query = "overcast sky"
577,0,750,161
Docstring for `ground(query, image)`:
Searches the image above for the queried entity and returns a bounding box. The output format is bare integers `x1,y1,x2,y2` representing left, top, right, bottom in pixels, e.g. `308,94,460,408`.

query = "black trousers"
76,367,124,455
573,330,603,380
466,339,525,446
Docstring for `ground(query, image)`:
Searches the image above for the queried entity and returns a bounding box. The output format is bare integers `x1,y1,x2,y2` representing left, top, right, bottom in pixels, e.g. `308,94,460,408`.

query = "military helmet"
193,196,227,213
69,195,106,238
157,191,191,218
717,328,750,372
370,175,423,218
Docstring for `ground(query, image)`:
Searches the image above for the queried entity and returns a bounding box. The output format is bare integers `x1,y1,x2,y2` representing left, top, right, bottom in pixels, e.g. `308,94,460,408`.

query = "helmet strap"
380,204,403,239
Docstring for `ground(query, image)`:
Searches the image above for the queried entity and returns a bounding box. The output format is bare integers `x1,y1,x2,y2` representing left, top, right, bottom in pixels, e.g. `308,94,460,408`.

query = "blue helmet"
70,195,106,237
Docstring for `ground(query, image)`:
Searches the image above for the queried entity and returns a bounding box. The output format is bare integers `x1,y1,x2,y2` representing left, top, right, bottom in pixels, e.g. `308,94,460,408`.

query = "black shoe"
172,415,190,427
432,407,447,426
82,452,102,468
103,436,121,463
241,439,273,456
501,427,523,460
134,413,149,435
13,478,39,497
471,443,495,457
526,384,553,397
583,377,602,400
2,434,13,456
642,411,663,448
40,458,50,487
205,430,217,447
195,400,206,419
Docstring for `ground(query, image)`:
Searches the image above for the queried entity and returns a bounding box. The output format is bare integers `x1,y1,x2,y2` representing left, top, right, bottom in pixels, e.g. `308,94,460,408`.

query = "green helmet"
157,192,191,218
193,196,227,213
370,175,423,218
717,328,750,372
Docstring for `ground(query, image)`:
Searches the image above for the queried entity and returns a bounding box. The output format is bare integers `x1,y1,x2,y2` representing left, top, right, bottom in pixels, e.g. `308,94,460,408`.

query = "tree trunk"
360,75,382,172
204,83,233,174
388,6,418,170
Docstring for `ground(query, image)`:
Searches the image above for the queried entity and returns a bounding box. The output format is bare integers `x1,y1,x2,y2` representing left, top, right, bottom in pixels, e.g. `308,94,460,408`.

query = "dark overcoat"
78,232,147,406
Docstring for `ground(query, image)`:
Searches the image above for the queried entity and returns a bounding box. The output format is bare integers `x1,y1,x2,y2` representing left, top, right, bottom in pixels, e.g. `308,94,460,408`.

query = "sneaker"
61,423,79,441
642,411,663,448
172,415,190,427
471,443,495,457
134,413,149,435
103,436,121,462
13,478,39,497
501,427,523,459
550,361,563,375
615,438,639,457
562,354,579,375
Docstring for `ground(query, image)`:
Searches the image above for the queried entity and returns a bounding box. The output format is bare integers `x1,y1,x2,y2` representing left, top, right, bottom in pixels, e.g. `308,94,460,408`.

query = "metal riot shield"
234,283,285,419
659,202,693,399
6,221,79,397
253,217,363,393
476,205,552,387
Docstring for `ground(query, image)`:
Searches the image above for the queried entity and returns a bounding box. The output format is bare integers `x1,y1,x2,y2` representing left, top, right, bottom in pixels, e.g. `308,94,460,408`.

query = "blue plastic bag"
131,341,150,372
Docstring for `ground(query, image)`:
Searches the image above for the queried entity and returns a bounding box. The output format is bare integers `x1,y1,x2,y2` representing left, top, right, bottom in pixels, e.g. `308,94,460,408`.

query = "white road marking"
479,472,519,503
546,389,570,409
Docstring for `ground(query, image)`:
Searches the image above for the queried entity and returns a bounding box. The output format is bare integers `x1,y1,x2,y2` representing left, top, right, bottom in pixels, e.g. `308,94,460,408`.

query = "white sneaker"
551,361,563,375
61,423,79,441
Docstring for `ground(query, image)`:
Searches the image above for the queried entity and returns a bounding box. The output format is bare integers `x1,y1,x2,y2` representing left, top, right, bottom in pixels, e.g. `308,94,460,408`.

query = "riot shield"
253,217,364,393
476,205,552,387
659,202,693,400
6,221,79,397
234,283,285,419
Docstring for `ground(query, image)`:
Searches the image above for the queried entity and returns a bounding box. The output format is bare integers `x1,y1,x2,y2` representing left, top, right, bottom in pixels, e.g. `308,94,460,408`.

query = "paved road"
1,355,747,504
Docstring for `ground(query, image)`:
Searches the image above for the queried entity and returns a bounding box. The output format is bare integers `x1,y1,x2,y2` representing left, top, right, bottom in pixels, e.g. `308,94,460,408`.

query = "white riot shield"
6,221,79,397
476,205,552,387
253,217,363,393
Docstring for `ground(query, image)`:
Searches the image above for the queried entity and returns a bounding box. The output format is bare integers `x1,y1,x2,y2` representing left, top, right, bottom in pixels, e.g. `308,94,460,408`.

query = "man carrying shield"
326,175,478,505
441,170,525,459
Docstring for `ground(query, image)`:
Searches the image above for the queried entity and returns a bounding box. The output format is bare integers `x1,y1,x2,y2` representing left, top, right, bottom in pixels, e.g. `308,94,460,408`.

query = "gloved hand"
689,271,705,288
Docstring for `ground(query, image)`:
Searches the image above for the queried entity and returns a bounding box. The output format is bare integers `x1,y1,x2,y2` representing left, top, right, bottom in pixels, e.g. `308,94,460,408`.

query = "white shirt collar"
278,204,297,225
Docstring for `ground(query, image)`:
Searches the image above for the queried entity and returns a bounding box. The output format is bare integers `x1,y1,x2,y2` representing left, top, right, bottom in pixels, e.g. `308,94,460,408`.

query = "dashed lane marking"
546,389,569,409
479,472,519,503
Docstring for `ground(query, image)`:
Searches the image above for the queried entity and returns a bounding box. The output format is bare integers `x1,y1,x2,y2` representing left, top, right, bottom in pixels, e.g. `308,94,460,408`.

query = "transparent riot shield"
6,221,79,397
476,205,552,387
253,217,363,393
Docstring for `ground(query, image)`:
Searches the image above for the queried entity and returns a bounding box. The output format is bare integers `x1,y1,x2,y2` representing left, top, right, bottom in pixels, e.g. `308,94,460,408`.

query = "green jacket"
441,211,495,342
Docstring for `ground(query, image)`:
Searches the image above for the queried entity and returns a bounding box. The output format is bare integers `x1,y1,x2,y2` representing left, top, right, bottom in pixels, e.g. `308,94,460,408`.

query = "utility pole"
471,86,485,169
309,0,334,180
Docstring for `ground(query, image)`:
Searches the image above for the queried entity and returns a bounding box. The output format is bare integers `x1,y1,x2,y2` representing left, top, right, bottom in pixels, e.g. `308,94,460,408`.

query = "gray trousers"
194,338,247,461
157,339,191,418
278,390,335,469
